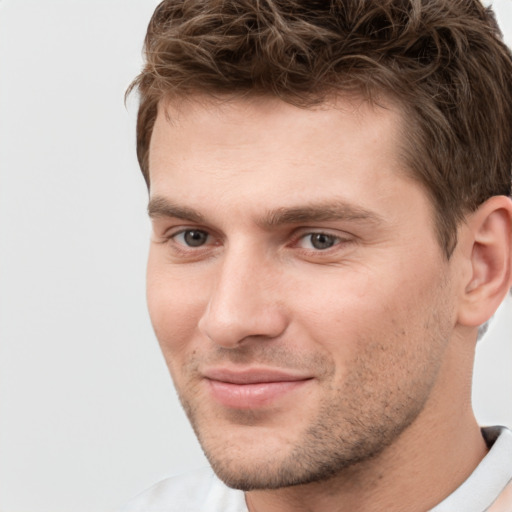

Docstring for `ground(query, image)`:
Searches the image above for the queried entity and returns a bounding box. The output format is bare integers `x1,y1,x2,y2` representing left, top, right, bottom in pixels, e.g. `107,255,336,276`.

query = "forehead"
148,93,409,194
153,93,403,142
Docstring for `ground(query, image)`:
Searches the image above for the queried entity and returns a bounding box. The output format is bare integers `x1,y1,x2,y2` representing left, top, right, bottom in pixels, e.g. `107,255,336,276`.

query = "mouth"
202,367,314,409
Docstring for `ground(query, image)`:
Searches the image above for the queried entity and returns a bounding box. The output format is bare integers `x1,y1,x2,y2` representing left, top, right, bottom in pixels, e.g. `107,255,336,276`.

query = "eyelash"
292,232,345,251
163,229,219,258
163,228,351,257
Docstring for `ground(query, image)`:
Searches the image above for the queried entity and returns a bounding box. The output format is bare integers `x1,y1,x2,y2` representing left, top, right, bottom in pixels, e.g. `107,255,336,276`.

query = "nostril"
197,299,288,348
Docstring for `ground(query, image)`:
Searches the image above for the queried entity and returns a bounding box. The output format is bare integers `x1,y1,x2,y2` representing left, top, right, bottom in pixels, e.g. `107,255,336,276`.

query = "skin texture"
146,95,494,512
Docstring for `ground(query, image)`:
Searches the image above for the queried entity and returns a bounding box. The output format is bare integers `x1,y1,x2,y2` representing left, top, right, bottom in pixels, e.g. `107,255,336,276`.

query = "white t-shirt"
121,427,512,512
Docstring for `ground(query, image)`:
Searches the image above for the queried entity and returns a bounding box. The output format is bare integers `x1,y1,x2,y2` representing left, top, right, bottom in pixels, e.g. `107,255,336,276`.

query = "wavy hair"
128,0,512,256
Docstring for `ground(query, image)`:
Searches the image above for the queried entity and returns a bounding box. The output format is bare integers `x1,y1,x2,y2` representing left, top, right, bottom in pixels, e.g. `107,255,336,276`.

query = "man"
123,1,512,510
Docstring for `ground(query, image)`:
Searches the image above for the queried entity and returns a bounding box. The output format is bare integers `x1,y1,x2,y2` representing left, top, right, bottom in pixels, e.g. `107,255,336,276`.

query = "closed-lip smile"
202,367,313,408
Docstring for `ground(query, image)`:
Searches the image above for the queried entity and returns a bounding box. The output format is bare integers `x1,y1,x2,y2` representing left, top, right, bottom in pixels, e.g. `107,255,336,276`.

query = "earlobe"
457,196,512,328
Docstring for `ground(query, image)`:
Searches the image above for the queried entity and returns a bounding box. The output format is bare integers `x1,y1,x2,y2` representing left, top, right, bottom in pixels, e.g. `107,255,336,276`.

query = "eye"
298,232,340,250
174,229,210,247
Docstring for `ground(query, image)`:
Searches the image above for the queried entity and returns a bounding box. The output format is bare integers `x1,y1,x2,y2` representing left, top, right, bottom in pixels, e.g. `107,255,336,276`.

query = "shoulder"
120,467,247,512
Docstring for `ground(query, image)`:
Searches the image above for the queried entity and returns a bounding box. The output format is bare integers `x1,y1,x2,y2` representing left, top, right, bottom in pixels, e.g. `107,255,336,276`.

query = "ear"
457,195,512,328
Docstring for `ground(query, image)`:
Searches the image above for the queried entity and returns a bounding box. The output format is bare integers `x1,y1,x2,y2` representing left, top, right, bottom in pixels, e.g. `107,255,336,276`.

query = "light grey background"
0,1,510,511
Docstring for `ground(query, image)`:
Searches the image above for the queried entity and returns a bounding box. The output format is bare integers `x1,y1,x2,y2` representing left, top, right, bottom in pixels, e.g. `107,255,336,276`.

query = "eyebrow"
260,203,384,228
148,196,384,227
148,196,206,223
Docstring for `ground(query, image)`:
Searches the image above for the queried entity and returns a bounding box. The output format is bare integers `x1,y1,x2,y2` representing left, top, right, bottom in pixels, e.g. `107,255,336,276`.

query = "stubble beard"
173,331,447,492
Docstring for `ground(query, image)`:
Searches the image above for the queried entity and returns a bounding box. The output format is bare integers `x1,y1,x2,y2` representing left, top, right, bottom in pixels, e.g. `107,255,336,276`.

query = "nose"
197,247,288,348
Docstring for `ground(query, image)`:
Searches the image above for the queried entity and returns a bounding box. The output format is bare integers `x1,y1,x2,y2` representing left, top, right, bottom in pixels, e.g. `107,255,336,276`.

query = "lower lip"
206,379,311,409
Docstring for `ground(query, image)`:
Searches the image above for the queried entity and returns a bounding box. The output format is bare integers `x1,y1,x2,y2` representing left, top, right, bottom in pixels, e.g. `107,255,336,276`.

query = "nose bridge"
198,241,286,347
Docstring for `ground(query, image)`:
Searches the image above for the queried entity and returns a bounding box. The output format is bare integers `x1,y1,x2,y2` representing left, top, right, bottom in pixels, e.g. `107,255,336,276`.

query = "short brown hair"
128,0,512,256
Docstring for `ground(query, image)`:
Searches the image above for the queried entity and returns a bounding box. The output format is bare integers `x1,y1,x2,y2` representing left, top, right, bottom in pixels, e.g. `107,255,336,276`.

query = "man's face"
146,95,459,490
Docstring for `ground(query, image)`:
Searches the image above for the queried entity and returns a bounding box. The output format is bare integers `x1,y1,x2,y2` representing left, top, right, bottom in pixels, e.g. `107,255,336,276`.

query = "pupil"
311,233,335,250
184,230,207,247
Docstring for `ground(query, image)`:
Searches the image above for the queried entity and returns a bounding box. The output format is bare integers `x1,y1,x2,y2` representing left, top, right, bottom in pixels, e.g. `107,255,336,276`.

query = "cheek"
288,260,446,365
146,260,208,361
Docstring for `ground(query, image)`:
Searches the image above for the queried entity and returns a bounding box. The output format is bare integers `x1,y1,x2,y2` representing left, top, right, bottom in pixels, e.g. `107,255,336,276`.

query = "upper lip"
202,367,313,384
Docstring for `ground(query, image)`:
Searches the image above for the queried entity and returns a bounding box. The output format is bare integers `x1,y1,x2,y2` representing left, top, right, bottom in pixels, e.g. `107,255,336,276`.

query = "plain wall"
0,1,510,511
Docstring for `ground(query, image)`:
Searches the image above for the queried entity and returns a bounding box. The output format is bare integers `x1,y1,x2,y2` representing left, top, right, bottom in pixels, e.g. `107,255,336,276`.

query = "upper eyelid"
291,228,352,241
168,228,220,250
293,232,345,248
289,230,356,255
157,225,353,244
161,225,212,238
165,226,350,236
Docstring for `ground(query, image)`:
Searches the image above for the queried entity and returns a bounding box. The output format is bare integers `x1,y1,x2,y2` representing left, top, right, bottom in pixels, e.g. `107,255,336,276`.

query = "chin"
197,418,406,491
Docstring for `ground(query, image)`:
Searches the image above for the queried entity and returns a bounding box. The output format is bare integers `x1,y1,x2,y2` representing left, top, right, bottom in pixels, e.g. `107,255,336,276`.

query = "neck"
245,337,488,512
